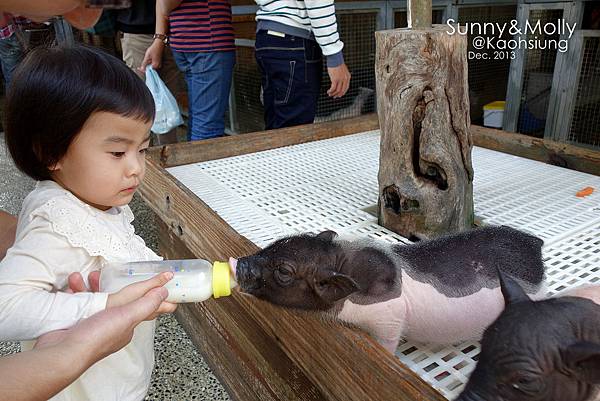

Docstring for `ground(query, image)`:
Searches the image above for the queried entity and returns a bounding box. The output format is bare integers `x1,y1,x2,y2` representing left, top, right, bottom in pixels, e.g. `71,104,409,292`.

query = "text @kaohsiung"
446,19,576,59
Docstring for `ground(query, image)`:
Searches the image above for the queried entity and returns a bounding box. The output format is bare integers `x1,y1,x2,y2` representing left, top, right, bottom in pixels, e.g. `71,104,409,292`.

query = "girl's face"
51,111,153,211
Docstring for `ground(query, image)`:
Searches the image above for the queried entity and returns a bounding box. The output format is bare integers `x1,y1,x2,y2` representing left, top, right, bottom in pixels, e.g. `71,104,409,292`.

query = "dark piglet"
457,274,600,401
235,225,546,352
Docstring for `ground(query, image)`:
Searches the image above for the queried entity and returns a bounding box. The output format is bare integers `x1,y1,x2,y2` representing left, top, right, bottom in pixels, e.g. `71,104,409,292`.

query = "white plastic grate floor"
168,130,600,399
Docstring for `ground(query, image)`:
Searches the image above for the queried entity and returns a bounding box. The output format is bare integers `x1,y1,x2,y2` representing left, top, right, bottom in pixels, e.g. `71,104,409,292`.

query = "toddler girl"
0,45,176,401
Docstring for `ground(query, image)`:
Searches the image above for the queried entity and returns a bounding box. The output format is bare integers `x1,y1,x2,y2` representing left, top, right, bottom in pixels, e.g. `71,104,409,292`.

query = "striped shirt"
0,14,29,40
255,0,344,67
169,0,235,52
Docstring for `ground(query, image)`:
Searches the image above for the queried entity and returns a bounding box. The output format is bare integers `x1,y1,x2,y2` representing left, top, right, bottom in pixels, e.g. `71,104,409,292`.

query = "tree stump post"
375,25,474,240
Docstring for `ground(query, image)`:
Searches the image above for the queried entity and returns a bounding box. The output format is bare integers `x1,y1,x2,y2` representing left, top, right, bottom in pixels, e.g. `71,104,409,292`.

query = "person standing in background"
117,0,183,144
142,0,235,141
254,0,351,130
0,13,28,87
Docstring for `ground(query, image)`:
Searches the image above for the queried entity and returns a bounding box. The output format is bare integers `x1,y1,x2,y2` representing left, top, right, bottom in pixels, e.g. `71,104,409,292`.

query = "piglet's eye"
274,266,294,286
511,375,542,395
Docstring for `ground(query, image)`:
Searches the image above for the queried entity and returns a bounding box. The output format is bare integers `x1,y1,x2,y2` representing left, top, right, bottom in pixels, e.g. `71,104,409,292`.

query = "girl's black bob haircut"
4,44,155,181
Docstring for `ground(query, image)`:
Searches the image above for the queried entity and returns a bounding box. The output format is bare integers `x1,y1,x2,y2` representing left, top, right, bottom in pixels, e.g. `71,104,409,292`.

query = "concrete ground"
0,132,230,401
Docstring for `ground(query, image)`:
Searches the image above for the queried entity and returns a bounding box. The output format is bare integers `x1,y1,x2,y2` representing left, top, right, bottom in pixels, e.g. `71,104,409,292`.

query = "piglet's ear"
498,269,530,306
314,272,359,304
316,230,338,242
564,341,600,384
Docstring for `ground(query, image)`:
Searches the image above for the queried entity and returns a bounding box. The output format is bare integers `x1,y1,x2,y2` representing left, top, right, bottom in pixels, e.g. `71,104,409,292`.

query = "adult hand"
140,40,165,72
106,271,177,318
34,280,170,365
69,270,176,319
327,63,351,98
0,284,170,401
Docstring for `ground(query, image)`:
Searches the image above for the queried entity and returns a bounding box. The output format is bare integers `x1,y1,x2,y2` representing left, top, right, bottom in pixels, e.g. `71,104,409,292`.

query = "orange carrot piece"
576,187,594,198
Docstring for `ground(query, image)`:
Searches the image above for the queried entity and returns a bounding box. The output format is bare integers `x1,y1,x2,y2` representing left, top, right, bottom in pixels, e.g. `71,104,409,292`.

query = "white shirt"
0,180,161,401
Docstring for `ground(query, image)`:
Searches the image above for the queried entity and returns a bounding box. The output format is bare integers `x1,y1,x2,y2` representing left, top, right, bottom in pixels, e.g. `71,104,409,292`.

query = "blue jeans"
172,50,235,141
0,34,26,87
255,30,322,130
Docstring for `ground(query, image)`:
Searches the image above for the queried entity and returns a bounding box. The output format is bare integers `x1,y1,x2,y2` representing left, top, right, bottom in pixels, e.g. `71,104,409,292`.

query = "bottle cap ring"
212,261,231,298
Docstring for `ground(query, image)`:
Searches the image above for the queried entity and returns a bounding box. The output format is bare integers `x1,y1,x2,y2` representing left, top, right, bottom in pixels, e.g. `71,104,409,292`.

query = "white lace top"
0,180,162,401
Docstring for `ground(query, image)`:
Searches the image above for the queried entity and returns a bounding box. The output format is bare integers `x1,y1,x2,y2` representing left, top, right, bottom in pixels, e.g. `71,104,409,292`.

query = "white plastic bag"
145,66,183,134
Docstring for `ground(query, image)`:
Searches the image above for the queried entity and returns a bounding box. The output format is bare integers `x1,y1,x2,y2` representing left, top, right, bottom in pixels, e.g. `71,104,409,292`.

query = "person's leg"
120,32,153,80
0,34,26,87
299,37,323,123
159,46,184,101
210,50,235,137
172,50,195,141
184,50,235,140
254,31,276,129
254,31,322,130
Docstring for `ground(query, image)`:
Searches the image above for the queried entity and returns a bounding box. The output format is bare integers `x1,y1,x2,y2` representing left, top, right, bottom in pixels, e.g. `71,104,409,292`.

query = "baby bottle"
99,259,236,303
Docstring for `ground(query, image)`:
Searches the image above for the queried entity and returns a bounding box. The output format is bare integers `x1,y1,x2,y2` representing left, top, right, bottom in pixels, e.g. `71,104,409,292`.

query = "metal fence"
315,10,378,123
568,32,600,148
227,42,264,133
517,8,564,137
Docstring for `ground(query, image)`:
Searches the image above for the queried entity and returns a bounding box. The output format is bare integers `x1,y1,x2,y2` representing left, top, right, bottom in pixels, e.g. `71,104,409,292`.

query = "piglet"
456,274,600,401
234,225,546,353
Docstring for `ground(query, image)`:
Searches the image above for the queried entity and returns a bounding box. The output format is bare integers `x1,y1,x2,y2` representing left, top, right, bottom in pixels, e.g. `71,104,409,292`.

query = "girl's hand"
67,271,100,293
106,271,177,319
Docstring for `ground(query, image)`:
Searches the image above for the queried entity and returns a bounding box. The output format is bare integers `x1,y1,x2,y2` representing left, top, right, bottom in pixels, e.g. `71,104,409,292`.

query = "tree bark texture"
376,25,474,240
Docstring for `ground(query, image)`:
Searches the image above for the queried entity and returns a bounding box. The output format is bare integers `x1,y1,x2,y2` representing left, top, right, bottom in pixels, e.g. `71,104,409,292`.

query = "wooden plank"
471,125,600,177
503,3,528,132
147,111,598,178
408,0,432,29
139,159,446,401
146,114,380,168
551,29,584,143
543,1,583,142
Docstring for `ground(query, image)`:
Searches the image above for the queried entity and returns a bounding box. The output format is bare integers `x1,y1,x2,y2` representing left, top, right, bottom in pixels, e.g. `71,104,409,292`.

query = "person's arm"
305,0,351,98
0,210,17,261
0,272,172,401
0,219,108,340
140,0,181,71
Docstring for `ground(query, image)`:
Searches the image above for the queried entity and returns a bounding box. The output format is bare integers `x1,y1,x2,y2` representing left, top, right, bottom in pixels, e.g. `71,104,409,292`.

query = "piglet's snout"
236,257,263,292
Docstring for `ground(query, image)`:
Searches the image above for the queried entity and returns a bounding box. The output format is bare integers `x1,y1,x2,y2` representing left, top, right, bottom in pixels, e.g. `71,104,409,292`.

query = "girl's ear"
48,161,62,171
